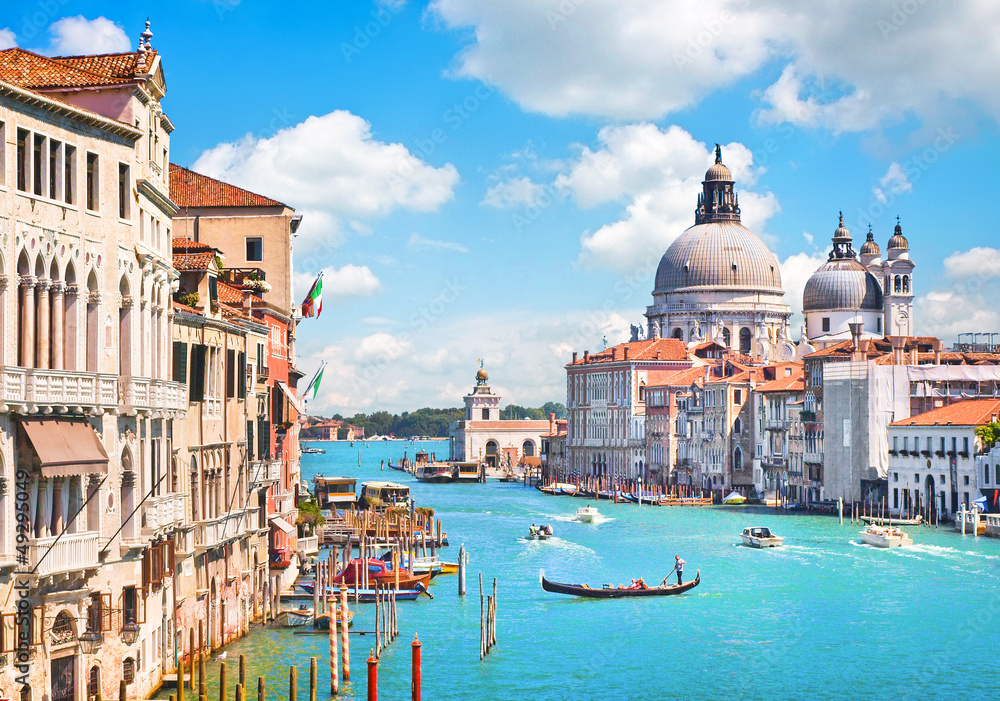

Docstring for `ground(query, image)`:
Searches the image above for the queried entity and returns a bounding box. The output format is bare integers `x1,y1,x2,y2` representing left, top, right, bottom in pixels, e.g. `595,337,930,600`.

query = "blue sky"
4,1,999,415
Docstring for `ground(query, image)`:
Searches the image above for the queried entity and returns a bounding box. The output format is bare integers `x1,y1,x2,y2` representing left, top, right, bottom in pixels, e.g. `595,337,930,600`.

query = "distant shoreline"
300,437,448,442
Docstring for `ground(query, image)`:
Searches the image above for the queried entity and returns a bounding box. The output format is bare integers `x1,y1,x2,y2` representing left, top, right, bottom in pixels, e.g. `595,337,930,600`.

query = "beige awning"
269,516,295,534
275,381,305,415
21,418,109,478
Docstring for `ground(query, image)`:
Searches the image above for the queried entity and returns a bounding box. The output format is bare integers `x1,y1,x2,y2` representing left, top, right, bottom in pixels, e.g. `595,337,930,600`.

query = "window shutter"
226,349,236,398
137,588,146,624
165,539,175,575
238,351,247,399
1,613,14,652
190,344,207,402
142,547,151,589
101,593,112,631
172,341,188,384
31,606,43,646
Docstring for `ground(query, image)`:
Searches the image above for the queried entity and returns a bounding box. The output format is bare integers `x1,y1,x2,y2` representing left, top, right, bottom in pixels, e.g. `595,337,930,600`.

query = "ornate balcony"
142,492,188,537
1,367,118,414
248,460,281,490
194,510,251,551
119,377,187,416
27,531,99,577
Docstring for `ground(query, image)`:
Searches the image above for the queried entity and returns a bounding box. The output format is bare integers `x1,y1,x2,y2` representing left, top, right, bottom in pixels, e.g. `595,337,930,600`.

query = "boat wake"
521,537,596,557
590,514,615,525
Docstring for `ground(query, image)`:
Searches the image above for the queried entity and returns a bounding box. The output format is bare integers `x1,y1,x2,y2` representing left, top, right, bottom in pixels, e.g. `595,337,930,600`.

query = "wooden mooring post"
340,586,351,680
329,602,340,695
288,665,296,701
219,662,227,701
239,655,246,693
458,545,466,596
257,677,265,701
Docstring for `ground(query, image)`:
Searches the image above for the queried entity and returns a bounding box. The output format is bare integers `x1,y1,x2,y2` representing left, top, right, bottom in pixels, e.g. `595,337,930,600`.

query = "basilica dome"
803,215,883,312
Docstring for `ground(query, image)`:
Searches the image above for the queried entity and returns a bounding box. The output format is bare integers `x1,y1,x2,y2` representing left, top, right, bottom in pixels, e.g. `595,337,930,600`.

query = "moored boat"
861,515,923,526
415,463,455,483
313,609,355,630
860,524,913,548
740,526,784,548
723,491,747,505
575,506,599,523
540,570,700,598
275,605,313,627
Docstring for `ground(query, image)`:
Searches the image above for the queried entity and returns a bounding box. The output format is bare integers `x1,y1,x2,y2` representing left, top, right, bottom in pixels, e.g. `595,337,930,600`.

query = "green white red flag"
301,272,323,318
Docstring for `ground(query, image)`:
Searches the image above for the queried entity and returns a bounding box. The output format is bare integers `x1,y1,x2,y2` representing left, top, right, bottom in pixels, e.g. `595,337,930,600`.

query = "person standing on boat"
671,555,686,585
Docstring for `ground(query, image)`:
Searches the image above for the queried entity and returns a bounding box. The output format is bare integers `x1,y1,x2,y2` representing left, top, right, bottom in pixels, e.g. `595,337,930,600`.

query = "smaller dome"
860,228,880,256
887,220,908,250
803,259,884,312
704,143,732,182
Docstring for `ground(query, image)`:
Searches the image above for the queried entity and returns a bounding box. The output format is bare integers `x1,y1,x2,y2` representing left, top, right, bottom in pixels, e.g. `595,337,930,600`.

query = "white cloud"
193,111,459,258
46,16,130,55
872,162,913,204
553,125,777,273
916,288,1000,341
0,28,16,50
430,0,1000,132
779,251,829,332
481,177,548,209
294,264,382,304
407,232,468,253
942,247,1000,280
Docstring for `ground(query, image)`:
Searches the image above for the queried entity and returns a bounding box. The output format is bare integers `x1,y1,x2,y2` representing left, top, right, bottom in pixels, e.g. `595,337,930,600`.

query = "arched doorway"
671,327,683,340
485,440,498,468
739,327,752,354
522,440,535,457
924,475,935,517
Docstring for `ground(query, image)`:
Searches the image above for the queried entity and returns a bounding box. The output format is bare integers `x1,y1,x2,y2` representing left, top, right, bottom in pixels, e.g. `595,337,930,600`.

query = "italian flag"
302,363,325,399
301,272,323,318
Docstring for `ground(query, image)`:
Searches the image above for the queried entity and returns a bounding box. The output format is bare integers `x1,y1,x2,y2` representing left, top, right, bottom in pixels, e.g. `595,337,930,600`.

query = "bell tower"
464,364,501,422
882,218,915,337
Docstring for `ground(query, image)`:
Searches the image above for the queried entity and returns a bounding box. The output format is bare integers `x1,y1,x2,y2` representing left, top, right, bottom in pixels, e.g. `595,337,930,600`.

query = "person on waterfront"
671,555,686,585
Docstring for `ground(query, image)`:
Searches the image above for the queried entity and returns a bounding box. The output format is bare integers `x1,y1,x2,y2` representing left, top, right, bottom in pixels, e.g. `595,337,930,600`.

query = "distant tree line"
323,401,566,438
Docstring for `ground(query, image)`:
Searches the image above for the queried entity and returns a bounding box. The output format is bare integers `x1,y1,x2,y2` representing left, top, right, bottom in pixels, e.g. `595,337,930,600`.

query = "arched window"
734,446,743,471
121,449,135,540
89,666,101,701
119,276,132,376
63,262,78,370
671,327,683,340
894,275,902,293
86,270,99,372
734,417,742,434
902,275,909,293
522,440,535,457
17,250,32,367
739,327,752,354
52,609,76,644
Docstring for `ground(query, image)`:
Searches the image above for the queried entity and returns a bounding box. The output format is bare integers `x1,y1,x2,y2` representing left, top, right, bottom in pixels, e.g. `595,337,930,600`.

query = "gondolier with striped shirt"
671,555,686,585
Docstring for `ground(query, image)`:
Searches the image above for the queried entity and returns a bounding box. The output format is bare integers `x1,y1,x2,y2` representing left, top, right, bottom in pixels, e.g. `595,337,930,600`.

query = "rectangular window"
482,408,489,420
48,139,61,200
172,342,188,384
877,317,882,333
64,144,76,205
893,488,898,508
246,236,263,262
86,153,99,211
734,389,742,404
189,344,207,402
963,437,969,454
118,163,131,219
893,436,898,451
940,437,945,453
226,349,236,398
822,317,830,333
16,128,29,191
893,472,898,482
965,475,970,486
996,466,1000,484
32,133,45,196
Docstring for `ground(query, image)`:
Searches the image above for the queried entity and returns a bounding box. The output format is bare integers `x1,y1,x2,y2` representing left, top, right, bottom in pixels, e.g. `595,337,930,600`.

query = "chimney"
624,347,629,361
656,351,662,359
549,413,556,433
848,321,863,362
584,350,590,363
932,338,943,365
612,347,618,361
909,347,918,365
572,352,578,364
890,335,906,365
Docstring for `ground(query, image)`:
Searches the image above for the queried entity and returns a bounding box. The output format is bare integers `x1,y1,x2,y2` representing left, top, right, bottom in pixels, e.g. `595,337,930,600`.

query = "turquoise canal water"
175,440,1000,700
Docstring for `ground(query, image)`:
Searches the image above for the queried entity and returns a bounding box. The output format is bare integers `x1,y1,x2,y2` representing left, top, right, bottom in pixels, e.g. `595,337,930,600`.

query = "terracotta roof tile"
170,164,286,208
217,279,262,306
757,367,805,393
173,252,215,271
172,237,216,253
0,48,149,90
568,339,690,366
173,301,199,314
890,399,1000,427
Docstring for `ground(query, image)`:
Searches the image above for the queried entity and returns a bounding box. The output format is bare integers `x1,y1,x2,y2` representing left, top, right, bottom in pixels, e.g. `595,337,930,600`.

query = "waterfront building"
751,364,804,500
565,339,696,482
644,146,791,358
887,399,1000,517
539,415,567,482
643,367,704,487
0,33,188,700
702,362,757,496
976,442,1000,512
448,368,551,469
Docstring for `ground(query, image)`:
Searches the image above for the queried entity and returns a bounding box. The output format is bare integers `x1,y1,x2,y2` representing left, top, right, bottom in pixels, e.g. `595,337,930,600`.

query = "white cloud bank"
293,264,382,304
47,16,130,55
430,0,1000,132
0,28,15,50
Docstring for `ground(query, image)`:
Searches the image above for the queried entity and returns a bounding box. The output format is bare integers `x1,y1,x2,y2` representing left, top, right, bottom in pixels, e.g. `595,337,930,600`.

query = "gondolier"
671,555,686,585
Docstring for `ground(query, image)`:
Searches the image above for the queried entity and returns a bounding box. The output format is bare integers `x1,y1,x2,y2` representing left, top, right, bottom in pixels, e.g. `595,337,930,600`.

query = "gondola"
540,570,700,598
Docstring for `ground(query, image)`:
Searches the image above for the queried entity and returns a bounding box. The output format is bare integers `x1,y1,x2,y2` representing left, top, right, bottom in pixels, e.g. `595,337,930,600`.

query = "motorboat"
575,506,599,523
331,557,433,590
275,605,313,627
540,570,701,598
740,526,784,548
302,446,326,454
723,491,747,505
415,463,455,483
527,524,554,540
860,524,913,548
313,476,357,510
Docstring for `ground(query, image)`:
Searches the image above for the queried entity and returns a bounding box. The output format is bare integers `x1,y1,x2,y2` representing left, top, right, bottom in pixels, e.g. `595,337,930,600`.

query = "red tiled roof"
757,367,805,393
0,48,150,90
173,301,199,314
890,399,1000,427
218,279,261,306
170,164,286,208
568,339,690,366
173,252,216,271
172,237,216,253
647,367,707,389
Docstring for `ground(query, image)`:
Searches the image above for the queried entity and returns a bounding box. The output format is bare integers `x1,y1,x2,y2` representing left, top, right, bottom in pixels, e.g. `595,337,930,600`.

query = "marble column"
51,478,63,535
51,282,64,370
20,277,36,369
36,279,51,370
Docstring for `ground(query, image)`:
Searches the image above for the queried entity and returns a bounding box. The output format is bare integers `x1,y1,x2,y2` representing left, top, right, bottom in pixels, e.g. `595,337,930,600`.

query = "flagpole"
302,361,327,399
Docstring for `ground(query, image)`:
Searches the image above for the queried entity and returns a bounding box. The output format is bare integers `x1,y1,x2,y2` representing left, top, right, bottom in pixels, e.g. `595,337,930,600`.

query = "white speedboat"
575,506,599,523
275,606,313,627
723,491,747,505
527,524,553,540
740,526,784,548
860,524,913,548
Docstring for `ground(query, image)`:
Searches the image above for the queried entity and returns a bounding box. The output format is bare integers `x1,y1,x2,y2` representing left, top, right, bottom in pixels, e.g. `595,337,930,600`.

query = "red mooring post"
367,649,378,701
411,633,422,701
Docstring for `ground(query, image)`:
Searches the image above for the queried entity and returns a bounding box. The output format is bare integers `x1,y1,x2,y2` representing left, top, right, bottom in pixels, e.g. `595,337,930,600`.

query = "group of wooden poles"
479,575,497,660
842,496,941,526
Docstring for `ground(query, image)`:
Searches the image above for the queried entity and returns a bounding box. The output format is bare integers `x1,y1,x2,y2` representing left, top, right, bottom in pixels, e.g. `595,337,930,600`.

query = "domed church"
803,215,915,347
645,145,791,359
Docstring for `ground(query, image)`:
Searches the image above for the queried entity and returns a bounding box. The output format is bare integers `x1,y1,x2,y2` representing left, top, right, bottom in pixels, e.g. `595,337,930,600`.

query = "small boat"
861,514,923,526
860,524,913,548
658,495,713,507
313,609,355,630
575,506,599,523
526,524,553,540
332,558,433,590
299,581,428,602
723,491,747,505
416,463,455,483
499,472,521,483
275,606,313,627
379,552,459,575
540,570,700,598
740,526,784,548
302,447,326,454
